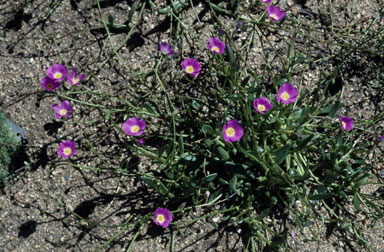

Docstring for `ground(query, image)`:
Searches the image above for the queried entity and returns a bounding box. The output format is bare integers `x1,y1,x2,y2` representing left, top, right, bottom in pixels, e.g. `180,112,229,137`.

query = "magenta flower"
153,208,172,228
266,6,286,22
122,117,146,136
137,138,145,145
339,116,353,131
260,0,272,4
253,97,273,114
46,64,68,82
218,27,225,35
382,17,384,24
378,136,384,142
57,140,76,159
158,42,175,56
41,77,60,91
181,58,201,78
52,100,73,118
66,68,86,85
277,83,298,105
207,37,226,54
222,119,244,143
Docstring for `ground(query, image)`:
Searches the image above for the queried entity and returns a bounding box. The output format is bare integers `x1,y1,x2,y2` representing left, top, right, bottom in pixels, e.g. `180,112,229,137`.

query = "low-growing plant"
33,0,384,251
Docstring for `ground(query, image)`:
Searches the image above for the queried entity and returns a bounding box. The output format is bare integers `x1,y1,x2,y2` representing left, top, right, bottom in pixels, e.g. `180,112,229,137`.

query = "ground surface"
0,0,384,251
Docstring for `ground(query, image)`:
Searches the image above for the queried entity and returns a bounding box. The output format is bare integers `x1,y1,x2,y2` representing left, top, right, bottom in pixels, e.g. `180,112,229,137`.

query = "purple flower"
153,208,172,228
254,97,273,114
277,83,298,104
382,17,384,24
57,140,76,159
181,58,201,78
122,117,146,136
222,119,244,143
378,136,384,142
340,116,353,131
138,138,145,145
207,37,226,54
236,21,244,27
52,100,73,118
218,27,225,35
41,77,60,91
66,68,86,85
46,64,68,82
158,42,175,56
260,0,272,4
266,6,286,22
205,191,210,198
290,231,295,239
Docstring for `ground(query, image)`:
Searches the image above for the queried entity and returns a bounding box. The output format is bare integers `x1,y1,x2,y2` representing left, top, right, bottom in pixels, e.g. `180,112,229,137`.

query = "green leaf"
308,193,333,200
201,124,214,135
191,100,200,111
166,140,174,157
295,134,314,150
319,101,344,117
178,135,184,154
226,45,237,72
158,0,189,14
230,0,237,9
241,76,250,87
140,176,174,197
202,173,217,183
353,193,361,212
273,144,291,165
143,102,158,116
224,162,255,180
256,208,271,221
128,0,140,22
216,146,230,161
229,176,241,196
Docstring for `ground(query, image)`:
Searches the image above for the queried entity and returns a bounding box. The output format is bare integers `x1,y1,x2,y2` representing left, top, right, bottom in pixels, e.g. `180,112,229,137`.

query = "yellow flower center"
270,14,279,21
54,72,62,79
258,104,266,112
156,214,165,223
63,147,72,156
212,46,220,53
73,77,79,84
342,121,346,129
225,127,235,137
281,92,290,100
59,109,67,115
46,83,54,90
131,125,140,133
186,66,194,73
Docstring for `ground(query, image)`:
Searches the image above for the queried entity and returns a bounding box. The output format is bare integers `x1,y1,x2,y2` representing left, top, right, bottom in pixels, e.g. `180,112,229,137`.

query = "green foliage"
39,0,384,250
0,112,20,187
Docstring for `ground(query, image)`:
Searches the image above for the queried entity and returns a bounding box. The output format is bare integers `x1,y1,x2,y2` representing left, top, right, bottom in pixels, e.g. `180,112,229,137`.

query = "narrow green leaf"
216,146,230,161
143,102,158,116
203,173,217,183
226,45,237,72
353,193,361,212
229,176,241,196
307,193,333,200
128,0,140,22
295,135,314,150
318,101,344,117
273,144,291,165
178,134,184,154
